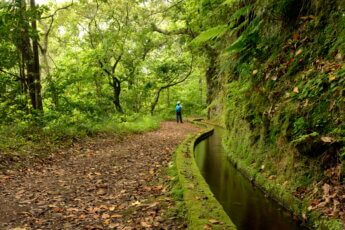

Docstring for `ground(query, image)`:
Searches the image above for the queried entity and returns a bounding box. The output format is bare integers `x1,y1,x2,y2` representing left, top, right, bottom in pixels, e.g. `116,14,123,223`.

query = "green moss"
222,115,343,229
175,130,236,229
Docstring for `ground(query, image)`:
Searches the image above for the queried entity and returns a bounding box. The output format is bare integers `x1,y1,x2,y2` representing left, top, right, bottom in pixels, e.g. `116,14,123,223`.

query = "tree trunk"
19,56,30,113
17,0,43,112
112,77,123,113
167,88,170,108
151,88,163,115
41,49,59,108
41,18,60,109
21,29,37,110
31,0,43,111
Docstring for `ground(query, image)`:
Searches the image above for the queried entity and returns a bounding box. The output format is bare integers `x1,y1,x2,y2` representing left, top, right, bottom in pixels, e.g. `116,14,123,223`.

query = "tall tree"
12,0,43,111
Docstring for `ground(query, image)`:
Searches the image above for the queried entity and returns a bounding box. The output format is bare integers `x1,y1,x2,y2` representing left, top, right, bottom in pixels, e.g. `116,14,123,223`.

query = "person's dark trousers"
176,112,183,123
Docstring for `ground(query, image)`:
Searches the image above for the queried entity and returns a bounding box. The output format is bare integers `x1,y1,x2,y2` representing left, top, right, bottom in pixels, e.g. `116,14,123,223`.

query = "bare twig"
40,1,74,20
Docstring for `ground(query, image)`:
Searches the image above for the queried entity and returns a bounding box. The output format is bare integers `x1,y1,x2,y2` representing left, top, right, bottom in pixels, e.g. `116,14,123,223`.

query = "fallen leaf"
292,33,300,41
154,185,163,191
109,223,120,229
293,87,299,93
66,208,79,212
143,186,152,191
204,224,212,230
335,53,343,61
140,221,152,228
148,202,159,208
323,183,330,195
268,175,276,180
16,190,25,195
209,219,219,224
111,214,123,218
99,205,108,209
302,212,307,220
321,136,334,143
131,201,141,206
187,183,194,189
101,213,110,219
328,75,336,82
97,189,106,195
108,206,116,211
295,49,303,56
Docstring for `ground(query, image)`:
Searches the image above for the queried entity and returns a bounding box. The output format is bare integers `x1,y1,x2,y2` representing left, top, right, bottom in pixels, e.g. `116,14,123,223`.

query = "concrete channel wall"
175,127,237,230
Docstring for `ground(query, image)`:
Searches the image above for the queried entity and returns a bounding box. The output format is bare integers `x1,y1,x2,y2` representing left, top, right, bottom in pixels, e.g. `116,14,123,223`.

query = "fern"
229,5,252,23
190,25,228,45
225,18,262,54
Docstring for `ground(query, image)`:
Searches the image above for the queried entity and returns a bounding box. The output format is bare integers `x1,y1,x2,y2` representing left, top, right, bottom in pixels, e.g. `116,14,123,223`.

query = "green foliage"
292,117,309,137
186,0,345,225
0,114,160,155
190,25,228,45
0,0,207,157
225,18,262,57
270,0,302,21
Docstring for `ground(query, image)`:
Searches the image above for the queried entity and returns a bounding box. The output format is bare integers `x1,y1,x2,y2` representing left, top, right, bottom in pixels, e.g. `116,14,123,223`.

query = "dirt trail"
0,121,200,230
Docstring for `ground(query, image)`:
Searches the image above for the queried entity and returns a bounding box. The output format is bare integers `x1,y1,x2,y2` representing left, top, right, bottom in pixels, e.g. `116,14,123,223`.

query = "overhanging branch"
0,68,20,80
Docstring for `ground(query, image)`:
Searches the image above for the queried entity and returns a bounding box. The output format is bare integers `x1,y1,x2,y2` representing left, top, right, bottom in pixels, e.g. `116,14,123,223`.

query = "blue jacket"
175,104,182,113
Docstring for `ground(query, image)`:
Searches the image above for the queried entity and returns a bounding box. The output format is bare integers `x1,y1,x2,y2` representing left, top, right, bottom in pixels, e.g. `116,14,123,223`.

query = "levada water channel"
194,127,308,230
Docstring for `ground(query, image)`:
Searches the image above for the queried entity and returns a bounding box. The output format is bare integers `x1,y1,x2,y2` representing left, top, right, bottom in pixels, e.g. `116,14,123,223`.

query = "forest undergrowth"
0,115,161,171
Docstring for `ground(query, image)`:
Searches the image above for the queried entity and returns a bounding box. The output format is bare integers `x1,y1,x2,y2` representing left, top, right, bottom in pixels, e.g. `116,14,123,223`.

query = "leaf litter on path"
0,122,200,229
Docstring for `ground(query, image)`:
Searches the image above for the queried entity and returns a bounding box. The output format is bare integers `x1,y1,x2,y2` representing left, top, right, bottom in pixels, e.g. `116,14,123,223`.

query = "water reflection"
194,128,307,230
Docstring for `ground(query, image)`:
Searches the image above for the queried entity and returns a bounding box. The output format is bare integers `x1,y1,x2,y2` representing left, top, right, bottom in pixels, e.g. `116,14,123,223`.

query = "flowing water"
194,127,308,230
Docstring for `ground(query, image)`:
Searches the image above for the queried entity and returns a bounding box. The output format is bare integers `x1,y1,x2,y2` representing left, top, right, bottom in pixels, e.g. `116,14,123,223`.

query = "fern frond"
190,25,228,45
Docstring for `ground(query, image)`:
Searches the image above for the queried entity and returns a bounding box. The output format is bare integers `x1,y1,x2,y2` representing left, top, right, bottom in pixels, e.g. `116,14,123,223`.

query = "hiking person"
175,101,183,123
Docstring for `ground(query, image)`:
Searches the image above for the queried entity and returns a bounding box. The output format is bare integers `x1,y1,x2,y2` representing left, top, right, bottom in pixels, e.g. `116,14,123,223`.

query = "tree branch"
151,24,193,37
161,55,194,89
98,60,112,77
111,54,122,74
0,68,21,80
40,1,74,20
150,55,194,114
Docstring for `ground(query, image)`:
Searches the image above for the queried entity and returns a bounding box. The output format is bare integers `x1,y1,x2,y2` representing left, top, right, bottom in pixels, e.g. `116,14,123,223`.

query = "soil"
0,121,200,230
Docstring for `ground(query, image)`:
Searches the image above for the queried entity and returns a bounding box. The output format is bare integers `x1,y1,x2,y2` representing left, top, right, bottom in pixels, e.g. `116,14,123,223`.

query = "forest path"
0,121,200,230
